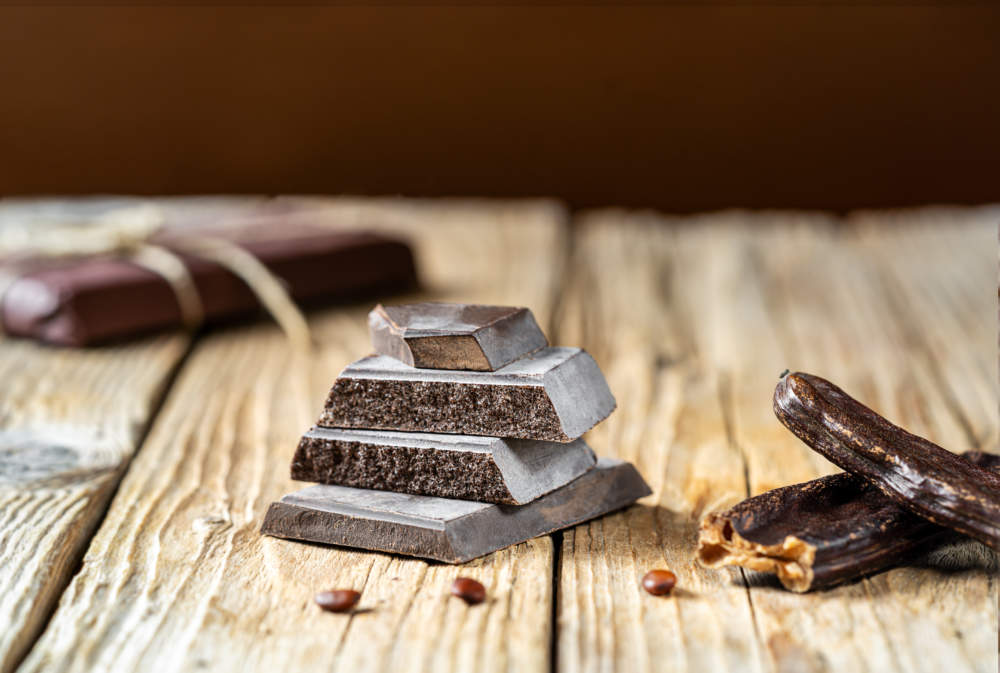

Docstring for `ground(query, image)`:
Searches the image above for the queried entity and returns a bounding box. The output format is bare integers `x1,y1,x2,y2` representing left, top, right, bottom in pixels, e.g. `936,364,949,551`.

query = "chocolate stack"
262,303,650,563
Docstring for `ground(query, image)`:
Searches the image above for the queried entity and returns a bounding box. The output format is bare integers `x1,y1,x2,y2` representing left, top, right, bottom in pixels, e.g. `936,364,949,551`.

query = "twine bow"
0,204,313,350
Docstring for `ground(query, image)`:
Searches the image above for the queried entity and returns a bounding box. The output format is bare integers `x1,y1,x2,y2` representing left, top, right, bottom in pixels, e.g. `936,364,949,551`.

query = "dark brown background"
1,5,997,211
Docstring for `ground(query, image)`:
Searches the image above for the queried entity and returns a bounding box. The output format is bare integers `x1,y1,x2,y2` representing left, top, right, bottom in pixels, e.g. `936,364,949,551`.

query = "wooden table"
1,199,996,673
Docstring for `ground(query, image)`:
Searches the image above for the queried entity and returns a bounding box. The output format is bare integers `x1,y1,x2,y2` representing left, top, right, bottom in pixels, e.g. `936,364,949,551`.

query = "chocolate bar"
1,222,417,346
262,458,651,563
291,427,597,505
369,302,547,371
317,347,616,442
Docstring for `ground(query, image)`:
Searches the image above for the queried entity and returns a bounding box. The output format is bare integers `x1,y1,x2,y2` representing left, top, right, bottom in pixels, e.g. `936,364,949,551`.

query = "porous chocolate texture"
318,347,616,442
290,427,597,505
698,450,1000,592
369,302,547,371
261,458,652,563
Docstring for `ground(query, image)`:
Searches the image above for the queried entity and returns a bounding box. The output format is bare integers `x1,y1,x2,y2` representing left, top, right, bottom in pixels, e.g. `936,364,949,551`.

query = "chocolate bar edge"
290,428,598,505
261,458,651,563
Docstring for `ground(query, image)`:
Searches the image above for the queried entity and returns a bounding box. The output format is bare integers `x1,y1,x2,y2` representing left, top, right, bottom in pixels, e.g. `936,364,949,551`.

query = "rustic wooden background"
1,199,996,672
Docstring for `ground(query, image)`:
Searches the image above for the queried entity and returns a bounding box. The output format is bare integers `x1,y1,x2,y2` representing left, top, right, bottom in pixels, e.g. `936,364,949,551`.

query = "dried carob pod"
774,372,1000,551
698,451,1000,592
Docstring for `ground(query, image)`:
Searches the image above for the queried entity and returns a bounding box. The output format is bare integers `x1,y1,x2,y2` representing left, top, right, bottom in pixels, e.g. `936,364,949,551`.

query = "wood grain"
730,218,998,673
555,217,774,673
5,201,995,673
0,333,190,673
554,211,997,673
18,199,567,673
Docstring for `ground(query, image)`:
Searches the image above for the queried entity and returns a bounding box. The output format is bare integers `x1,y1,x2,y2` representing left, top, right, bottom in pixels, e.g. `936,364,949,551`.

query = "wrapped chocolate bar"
0,198,418,346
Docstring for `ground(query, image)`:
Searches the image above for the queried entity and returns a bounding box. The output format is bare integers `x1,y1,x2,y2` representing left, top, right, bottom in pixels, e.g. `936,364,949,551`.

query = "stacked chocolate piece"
262,303,650,563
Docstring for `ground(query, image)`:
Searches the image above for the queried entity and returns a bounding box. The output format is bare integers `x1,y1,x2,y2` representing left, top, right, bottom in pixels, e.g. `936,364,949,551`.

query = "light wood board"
554,209,997,673
3,201,995,673
0,333,190,673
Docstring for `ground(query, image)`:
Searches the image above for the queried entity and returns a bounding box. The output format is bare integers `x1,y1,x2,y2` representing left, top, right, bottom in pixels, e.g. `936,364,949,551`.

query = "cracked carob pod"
774,372,1000,551
698,451,1000,592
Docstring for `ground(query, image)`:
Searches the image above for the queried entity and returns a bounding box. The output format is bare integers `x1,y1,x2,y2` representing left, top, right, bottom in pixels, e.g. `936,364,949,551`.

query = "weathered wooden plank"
688,220,903,673
18,199,567,673
848,209,999,451
556,211,997,673
0,333,190,673
725,220,996,673
0,198,332,673
554,217,771,673
839,212,999,672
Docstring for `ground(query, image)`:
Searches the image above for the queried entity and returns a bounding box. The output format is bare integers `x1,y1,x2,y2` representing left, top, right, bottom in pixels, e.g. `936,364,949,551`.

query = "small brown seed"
641,570,677,596
315,589,361,613
450,577,486,605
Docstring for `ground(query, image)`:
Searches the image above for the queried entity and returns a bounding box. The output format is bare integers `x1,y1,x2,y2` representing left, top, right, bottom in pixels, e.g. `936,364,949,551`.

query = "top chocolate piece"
369,303,548,371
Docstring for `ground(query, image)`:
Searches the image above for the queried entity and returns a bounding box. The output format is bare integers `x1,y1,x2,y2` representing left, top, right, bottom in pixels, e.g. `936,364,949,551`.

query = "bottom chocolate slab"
261,458,650,563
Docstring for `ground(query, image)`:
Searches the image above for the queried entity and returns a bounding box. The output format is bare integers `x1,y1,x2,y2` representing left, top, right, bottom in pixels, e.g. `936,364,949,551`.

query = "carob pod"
774,372,1000,551
698,451,1000,592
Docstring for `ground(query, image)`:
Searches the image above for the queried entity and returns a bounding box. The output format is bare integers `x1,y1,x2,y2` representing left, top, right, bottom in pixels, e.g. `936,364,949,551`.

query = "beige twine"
0,204,313,350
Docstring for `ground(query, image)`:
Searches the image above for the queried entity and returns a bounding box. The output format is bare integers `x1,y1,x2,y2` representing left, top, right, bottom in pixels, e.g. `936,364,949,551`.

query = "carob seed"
641,569,677,596
315,589,361,613
450,577,486,605
774,372,1000,550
